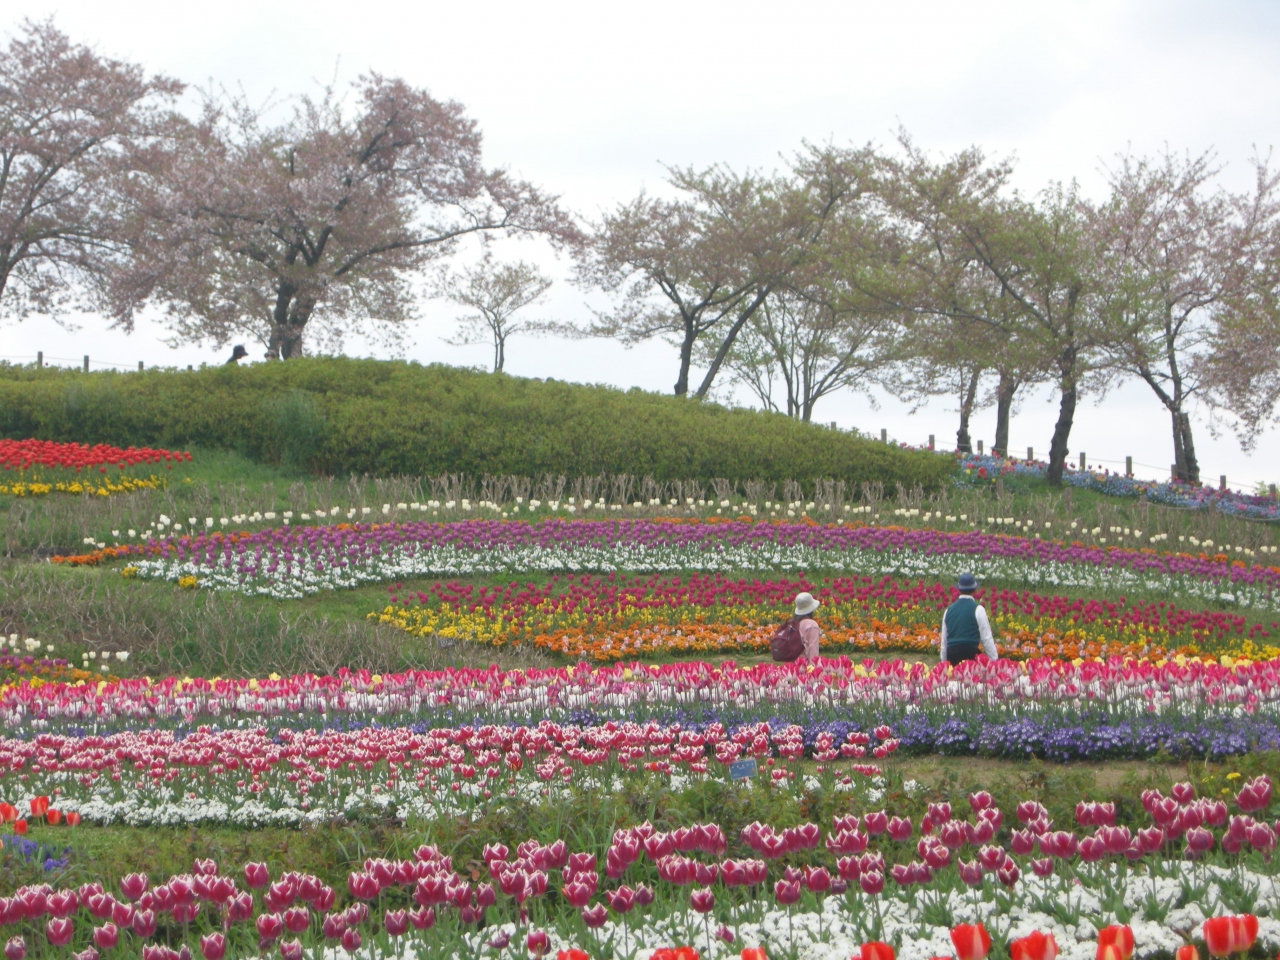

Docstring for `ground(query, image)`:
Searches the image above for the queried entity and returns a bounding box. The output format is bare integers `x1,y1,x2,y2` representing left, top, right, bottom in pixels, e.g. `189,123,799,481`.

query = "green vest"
944,598,980,647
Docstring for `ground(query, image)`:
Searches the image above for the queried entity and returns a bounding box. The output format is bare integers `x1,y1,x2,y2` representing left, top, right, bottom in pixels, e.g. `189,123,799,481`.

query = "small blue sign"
728,758,758,781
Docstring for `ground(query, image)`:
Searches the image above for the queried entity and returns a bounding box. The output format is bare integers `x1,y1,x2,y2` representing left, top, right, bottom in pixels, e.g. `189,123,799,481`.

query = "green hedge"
0,359,955,489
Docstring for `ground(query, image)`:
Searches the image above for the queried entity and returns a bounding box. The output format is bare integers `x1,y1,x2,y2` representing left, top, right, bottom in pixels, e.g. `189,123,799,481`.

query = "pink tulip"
199,934,225,960
92,924,118,951
45,918,74,948
244,863,270,889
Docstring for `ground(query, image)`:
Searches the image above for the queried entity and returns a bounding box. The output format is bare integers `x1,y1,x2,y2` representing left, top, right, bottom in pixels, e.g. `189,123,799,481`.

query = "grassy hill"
0,358,954,488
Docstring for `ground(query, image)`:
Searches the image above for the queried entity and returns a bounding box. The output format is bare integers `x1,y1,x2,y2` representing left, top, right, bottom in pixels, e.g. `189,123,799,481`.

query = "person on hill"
225,345,248,365
771,592,822,661
939,573,998,664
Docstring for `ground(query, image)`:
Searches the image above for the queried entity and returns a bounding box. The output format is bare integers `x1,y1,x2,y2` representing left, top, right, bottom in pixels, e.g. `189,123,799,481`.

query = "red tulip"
12,820,26,836
1097,925,1134,960
1175,947,1197,960
29,797,49,819
64,812,81,827
1010,931,1059,960
0,804,15,823
557,952,590,960
860,942,895,960
46,809,62,826
742,950,767,960
952,923,992,960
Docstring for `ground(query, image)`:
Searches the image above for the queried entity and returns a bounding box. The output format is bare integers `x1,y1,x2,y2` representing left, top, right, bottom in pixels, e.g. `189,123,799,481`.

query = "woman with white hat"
769,591,823,662
794,591,822,659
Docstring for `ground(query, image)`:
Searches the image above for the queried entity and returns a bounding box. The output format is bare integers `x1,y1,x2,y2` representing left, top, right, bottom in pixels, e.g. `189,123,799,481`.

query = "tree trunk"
495,334,505,373
993,372,1017,457
956,368,980,454
1178,411,1200,483
1171,409,1187,482
1046,374,1077,487
693,287,770,399
674,323,694,396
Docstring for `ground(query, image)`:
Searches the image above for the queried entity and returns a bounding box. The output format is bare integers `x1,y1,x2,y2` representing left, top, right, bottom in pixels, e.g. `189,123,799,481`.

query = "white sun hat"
794,592,820,616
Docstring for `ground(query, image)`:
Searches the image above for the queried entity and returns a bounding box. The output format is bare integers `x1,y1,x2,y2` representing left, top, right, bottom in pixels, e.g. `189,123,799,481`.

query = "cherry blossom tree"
116,76,576,358
439,254,552,372
0,20,180,321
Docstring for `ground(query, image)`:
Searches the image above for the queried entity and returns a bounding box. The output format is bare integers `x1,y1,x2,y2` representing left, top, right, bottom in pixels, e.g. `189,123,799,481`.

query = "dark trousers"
946,642,980,664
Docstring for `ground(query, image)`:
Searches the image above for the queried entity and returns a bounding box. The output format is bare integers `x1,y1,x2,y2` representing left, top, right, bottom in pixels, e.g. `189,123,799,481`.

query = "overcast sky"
3,0,1279,485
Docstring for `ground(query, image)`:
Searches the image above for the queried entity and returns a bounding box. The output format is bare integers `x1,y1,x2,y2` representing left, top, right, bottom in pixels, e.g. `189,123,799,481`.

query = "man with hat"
939,573,998,664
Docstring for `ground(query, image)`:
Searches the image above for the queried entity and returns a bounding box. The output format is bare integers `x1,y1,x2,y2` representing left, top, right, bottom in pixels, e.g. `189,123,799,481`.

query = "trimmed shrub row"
0,359,955,489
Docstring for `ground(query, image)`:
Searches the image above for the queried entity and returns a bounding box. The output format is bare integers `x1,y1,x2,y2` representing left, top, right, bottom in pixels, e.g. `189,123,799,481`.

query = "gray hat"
956,573,979,592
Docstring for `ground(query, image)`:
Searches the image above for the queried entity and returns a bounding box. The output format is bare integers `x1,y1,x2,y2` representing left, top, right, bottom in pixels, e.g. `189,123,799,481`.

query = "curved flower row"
5,656,1280,741
62,518,1280,607
367,574,1269,661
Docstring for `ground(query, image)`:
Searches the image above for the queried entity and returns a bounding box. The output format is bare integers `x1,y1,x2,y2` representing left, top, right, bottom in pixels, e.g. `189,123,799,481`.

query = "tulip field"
2,442,1280,959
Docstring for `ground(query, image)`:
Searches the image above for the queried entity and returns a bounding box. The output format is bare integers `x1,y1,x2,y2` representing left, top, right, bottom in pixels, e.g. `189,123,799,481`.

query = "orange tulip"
1203,916,1258,958
952,924,992,960
1010,932,1059,960
1097,926,1134,960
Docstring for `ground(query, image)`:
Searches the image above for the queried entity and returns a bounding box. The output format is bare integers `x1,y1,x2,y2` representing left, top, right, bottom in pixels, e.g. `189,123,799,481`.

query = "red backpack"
770,617,804,662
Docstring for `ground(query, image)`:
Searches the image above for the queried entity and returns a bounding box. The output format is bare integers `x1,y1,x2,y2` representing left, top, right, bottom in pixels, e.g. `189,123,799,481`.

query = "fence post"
1125,456,1132,478
880,428,887,443
977,440,983,455
138,361,144,372
1220,475,1227,492
1079,451,1086,471
1271,483,1277,499
1027,446,1033,462
36,351,42,368
82,355,89,373
187,365,193,371
1171,464,1177,481
928,434,935,451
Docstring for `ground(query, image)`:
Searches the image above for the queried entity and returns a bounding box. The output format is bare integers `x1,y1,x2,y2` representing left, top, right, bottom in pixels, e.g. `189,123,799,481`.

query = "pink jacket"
799,618,821,660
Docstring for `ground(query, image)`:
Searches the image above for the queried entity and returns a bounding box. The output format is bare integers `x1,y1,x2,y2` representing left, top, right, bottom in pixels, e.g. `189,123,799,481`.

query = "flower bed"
6,657,1280,760
957,454,1280,521
64,519,1280,609
0,440,189,498
366,574,1267,661
0,787,1277,959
